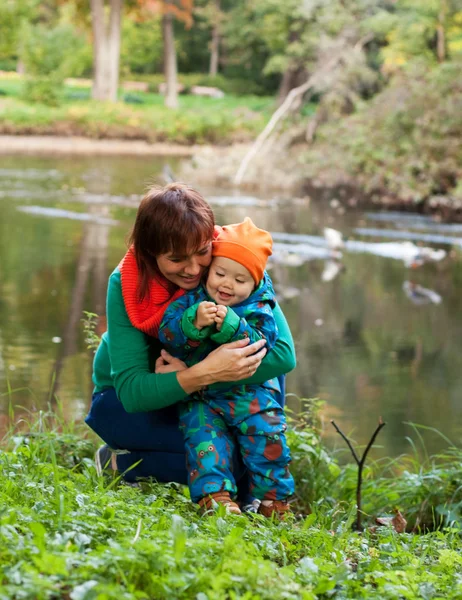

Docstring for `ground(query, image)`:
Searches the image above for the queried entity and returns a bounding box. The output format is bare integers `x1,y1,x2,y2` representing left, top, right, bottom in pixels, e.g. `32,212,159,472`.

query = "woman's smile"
157,244,212,290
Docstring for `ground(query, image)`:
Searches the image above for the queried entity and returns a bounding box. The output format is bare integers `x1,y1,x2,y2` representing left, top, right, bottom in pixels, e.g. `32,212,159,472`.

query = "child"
158,217,295,517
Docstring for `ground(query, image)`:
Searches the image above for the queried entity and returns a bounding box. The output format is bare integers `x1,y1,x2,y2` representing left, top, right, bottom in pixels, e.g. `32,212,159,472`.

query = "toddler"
159,218,295,517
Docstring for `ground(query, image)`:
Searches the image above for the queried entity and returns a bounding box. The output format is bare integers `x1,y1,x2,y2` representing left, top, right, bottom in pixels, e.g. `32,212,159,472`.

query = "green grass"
1,400,461,599
0,76,274,145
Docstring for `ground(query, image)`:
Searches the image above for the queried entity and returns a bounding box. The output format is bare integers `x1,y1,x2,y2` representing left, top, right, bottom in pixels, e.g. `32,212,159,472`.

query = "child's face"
206,256,255,306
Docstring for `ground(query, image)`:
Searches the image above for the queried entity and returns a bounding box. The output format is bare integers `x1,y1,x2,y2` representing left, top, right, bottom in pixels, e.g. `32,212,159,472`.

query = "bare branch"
234,53,342,185
331,417,386,531
358,418,386,470
331,420,360,465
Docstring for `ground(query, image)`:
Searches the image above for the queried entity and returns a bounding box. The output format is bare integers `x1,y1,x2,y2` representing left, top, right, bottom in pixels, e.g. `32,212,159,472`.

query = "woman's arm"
208,303,295,391
102,269,267,412
105,270,188,412
246,303,296,382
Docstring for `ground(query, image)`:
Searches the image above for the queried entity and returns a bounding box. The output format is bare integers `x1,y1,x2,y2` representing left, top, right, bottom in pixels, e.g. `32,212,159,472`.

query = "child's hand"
194,301,217,329
215,305,228,331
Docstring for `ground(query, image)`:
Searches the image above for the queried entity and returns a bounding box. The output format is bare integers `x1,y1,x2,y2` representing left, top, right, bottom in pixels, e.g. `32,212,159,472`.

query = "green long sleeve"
92,269,188,413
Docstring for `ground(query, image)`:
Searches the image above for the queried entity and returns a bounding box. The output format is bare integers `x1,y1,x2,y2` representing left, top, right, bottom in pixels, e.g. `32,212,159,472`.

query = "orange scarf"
119,248,185,338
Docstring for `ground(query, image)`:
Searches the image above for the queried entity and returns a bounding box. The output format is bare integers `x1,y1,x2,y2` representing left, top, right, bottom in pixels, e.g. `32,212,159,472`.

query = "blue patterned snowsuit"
158,272,295,503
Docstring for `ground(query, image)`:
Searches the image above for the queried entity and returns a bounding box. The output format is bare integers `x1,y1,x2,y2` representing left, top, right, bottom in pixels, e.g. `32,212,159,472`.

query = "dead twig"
331,418,386,531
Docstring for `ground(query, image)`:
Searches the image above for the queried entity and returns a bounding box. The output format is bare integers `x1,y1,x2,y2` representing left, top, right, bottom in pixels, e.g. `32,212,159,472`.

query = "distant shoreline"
0,135,196,157
3,134,461,221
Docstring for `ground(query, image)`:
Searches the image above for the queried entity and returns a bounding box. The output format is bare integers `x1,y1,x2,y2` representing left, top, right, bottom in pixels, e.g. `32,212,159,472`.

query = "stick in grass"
331,418,386,531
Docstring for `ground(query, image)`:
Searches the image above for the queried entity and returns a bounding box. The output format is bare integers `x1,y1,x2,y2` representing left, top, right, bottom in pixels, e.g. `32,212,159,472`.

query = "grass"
1,398,462,599
0,76,274,145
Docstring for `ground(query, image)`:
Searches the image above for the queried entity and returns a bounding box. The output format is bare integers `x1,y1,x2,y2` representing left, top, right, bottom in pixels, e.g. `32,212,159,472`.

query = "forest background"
0,0,461,213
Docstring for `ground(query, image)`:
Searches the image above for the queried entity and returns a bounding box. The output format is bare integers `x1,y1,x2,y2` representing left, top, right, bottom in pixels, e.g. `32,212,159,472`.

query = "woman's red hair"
128,183,215,300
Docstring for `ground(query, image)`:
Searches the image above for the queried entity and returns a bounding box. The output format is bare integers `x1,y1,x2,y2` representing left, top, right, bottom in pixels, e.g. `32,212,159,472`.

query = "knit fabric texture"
212,217,273,284
119,247,185,338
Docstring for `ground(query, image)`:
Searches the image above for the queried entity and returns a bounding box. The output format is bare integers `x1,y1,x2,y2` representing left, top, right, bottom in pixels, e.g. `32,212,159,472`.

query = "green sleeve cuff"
210,307,240,344
181,303,213,340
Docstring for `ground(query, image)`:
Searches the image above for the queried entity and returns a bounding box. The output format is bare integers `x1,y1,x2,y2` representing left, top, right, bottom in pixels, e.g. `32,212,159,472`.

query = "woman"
86,183,296,495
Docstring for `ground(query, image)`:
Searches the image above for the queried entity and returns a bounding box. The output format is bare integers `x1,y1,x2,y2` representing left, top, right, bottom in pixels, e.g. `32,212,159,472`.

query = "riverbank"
185,61,462,221
0,135,196,157
2,61,461,219
0,86,272,145
3,134,461,222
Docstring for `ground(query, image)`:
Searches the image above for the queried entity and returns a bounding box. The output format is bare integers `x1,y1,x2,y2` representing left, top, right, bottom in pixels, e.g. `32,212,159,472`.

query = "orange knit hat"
212,217,273,284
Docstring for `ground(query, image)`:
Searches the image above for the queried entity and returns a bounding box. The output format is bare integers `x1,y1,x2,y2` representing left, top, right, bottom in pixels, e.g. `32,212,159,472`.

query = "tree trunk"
436,1,447,63
108,0,123,102
209,0,220,76
90,0,123,102
163,11,179,109
277,66,306,106
277,27,306,105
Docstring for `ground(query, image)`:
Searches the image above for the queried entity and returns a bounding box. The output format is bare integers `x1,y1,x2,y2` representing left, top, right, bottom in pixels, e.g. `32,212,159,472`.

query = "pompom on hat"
212,217,272,284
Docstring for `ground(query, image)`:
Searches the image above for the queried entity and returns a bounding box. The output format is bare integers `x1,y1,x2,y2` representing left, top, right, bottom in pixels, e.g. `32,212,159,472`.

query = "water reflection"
1,155,462,459
49,203,111,402
17,205,119,226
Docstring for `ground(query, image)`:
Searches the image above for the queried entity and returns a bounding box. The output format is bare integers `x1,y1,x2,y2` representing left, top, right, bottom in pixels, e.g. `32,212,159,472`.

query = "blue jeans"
85,377,286,494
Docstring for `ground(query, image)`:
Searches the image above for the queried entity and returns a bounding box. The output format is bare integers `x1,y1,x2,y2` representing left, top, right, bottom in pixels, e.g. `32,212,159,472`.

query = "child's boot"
258,500,291,519
198,491,242,515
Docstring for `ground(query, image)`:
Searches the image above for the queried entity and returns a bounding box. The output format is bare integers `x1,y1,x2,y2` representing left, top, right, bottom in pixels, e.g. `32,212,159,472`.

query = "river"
1,153,461,459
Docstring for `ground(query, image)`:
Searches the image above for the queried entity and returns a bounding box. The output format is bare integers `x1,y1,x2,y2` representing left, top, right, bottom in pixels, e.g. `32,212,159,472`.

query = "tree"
162,2,178,108
120,14,163,75
208,0,220,76
161,0,193,108
90,0,123,102
367,0,462,70
134,0,193,107
194,0,224,76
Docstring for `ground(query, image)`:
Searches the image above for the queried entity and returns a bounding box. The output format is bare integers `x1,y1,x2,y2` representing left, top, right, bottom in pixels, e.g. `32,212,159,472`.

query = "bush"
301,59,462,205
23,76,63,107
20,23,85,106
286,398,341,513
0,59,16,71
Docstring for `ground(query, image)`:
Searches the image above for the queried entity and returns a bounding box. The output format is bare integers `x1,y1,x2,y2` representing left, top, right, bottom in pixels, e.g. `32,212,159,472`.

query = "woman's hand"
202,337,267,382
175,338,267,395
155,349,188,374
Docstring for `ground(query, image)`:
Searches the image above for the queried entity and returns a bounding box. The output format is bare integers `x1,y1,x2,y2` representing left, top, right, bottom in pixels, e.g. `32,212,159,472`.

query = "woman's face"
157,242,212,290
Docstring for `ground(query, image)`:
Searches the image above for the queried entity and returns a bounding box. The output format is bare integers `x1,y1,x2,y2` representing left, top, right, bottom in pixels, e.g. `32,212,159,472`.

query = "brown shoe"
258,500,291,519
198,491,242,515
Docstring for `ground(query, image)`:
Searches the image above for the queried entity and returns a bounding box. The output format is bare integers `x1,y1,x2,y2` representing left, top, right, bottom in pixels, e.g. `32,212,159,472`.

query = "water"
1,154,462,457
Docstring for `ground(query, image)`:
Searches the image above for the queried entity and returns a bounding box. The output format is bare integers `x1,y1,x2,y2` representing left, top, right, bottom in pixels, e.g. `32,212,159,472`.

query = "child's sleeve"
158,299,213,361
210,301,278,351
181,303,214,341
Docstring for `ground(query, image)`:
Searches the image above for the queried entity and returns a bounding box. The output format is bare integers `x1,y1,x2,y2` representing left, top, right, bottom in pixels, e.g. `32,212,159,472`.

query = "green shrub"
301,59,462,204
287,398,341,514
20,23,85,106
22,76,63,107
0,59,16,71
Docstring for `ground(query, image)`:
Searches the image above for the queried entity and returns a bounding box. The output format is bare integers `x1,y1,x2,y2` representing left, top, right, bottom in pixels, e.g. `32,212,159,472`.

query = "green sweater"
93,268,296,413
